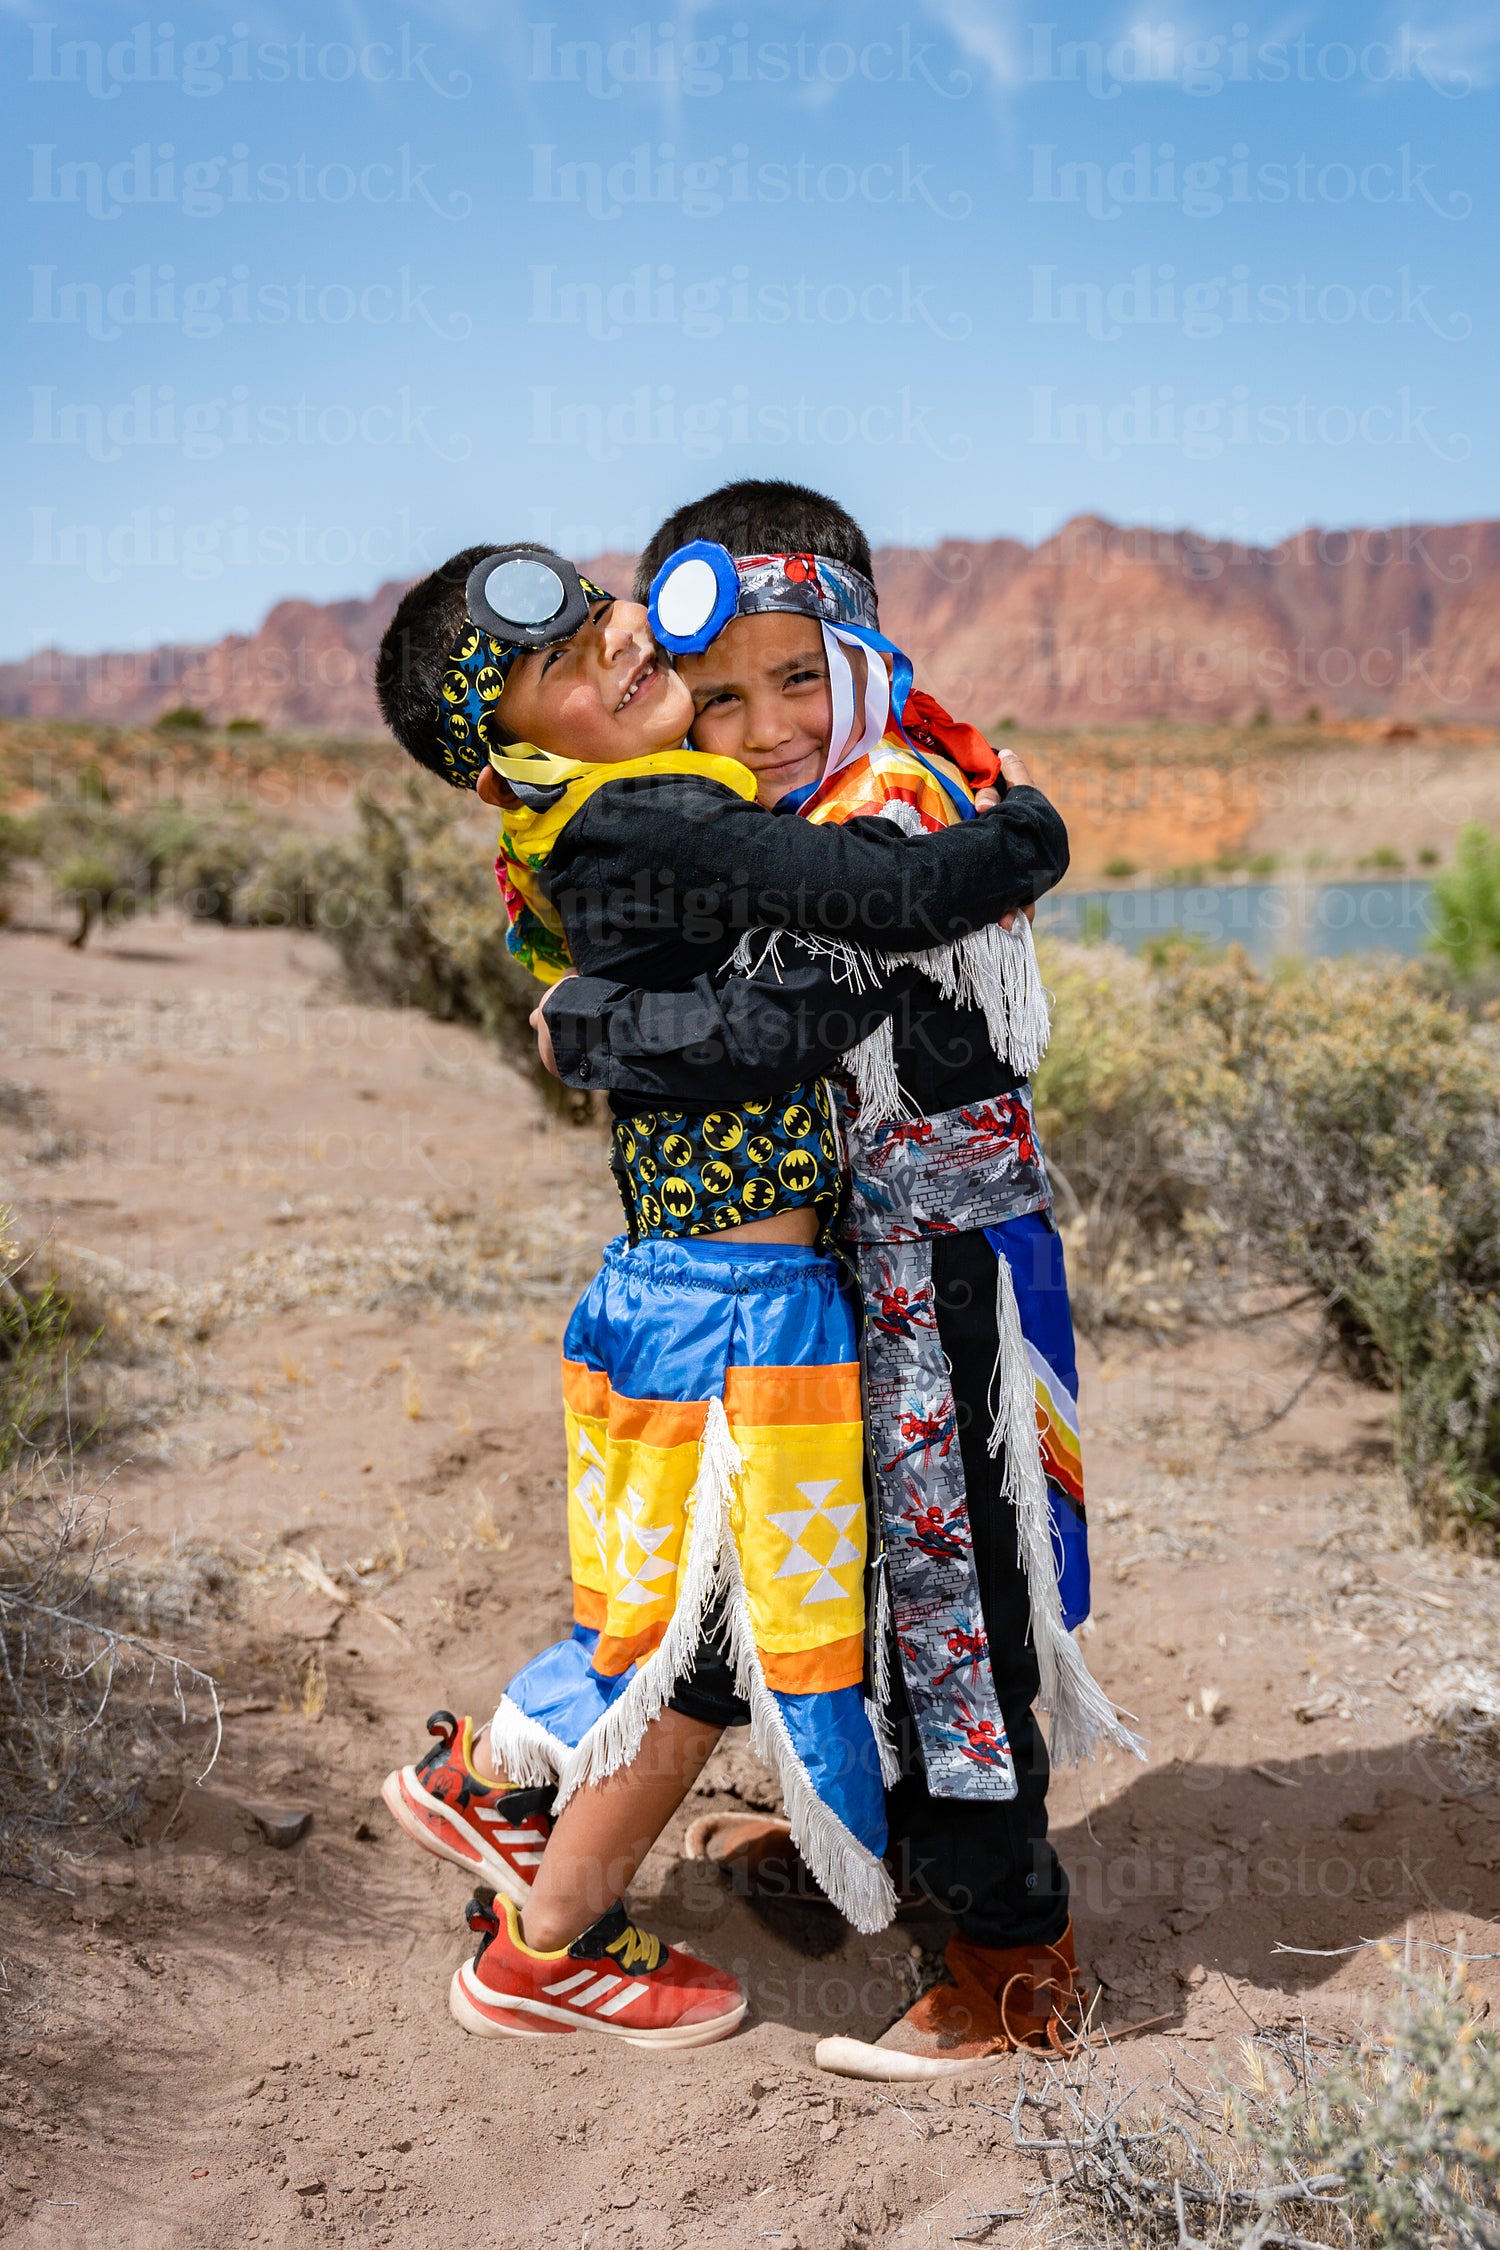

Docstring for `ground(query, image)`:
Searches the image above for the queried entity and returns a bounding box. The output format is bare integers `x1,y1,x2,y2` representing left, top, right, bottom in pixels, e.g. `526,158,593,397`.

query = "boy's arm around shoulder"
541,943,926,1102
540,752,1058,1103
553,758,1069,956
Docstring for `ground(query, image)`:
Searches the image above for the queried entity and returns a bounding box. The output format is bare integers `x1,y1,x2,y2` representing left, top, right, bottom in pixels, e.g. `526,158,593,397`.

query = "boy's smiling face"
493,597,693,765
678,613,835,806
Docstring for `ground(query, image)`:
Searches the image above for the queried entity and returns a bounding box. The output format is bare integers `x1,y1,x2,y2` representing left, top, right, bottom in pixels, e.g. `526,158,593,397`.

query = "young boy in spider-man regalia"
537,480,1141,2076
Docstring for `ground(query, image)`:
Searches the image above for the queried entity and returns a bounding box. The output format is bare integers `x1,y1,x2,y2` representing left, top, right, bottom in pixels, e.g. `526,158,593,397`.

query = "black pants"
883,1228,1070,1951
668,1596,750,1730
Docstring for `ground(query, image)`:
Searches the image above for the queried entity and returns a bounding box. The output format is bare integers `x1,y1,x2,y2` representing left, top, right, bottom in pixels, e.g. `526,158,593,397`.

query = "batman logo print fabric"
612,1077,842,1245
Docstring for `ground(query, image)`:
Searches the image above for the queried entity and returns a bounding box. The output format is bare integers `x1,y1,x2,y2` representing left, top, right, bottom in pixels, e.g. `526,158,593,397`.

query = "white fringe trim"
870,799,1051,1080
865,1560,901,1787
727,926,882,995
725,837,1050,1108
872,1555,893,1710
845,1018,916,1125
987,1254,1145,1770
718,1564,897,1936
488,1698,572,1789
550,1396,740,1815
728,923,914,1124
865,1696,902,1792
897,916,1051,1081
543,1402,898,1931
834,917,1050,1123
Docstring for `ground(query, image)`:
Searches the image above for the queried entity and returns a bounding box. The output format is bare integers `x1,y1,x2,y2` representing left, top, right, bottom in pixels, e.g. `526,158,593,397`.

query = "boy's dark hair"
633,479,875,605
374,544,516,775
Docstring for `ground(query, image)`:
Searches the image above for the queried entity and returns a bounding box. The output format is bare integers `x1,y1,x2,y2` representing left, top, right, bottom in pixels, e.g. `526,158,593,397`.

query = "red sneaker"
449,1895,747,2051
381,1711,553,1906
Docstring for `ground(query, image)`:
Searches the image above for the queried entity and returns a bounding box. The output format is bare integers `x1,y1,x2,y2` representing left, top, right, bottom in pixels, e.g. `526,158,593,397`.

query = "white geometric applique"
573,1427,608,1568
768,1479,863,1607
613,1481,676,1607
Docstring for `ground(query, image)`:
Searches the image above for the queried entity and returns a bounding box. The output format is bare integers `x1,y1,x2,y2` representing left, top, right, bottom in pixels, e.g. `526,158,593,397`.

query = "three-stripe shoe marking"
542,1968,652,2016
380,1766,545,1905
450,1959,746,2050
472,1802,547,1869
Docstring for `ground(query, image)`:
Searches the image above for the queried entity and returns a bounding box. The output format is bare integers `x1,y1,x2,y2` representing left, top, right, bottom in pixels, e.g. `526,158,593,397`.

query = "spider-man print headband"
647,542,879,655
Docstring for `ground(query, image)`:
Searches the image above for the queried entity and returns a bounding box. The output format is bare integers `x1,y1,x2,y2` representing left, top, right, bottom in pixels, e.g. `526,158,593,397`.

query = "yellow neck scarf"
493,743,757,985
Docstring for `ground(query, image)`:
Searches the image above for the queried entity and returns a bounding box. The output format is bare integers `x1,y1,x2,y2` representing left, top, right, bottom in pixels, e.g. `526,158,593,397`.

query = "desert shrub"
1036,940,1500,1535
155,704,207,729
238,829,362,930
0,1244,90,1479
1430,821,1500,979
164,811,272,923
28,794,362,939
0,809,38,923
1169,954,1500,1535
36,800,159,946
317,785,594,1117
1029,1956,1497,2247
1032,940,1218,1332
29,791,216,942
0,1221,219,1875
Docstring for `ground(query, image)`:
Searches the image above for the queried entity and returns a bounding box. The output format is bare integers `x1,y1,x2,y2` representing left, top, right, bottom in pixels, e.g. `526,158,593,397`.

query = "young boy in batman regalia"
375,536,1071,2051
534,481,1141,2077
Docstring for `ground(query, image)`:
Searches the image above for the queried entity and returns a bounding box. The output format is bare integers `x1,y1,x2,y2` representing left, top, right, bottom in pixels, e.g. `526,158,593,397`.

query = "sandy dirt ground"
1,914,1497,2250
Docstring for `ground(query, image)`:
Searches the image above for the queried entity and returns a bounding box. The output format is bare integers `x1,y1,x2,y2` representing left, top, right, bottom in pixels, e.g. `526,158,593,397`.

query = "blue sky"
9,0,1498,655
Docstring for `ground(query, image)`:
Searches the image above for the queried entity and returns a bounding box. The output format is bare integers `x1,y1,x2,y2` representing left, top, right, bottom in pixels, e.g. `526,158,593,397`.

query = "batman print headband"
433,545,612,790
647,542,878,656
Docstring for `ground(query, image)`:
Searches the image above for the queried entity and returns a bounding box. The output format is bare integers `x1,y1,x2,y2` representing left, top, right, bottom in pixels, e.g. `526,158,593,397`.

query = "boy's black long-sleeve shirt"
541,776,1069,1117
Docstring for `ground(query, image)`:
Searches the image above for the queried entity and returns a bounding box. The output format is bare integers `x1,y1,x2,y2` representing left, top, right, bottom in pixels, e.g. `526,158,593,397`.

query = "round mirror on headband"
465,546,592,649
648,540,741,654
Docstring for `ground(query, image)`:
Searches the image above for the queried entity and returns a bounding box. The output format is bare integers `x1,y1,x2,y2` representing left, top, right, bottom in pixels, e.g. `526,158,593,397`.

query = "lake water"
1036,878,1435,963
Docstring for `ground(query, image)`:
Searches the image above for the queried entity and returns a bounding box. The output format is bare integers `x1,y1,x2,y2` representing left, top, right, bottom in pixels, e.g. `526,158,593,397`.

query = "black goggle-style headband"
432,546,612,790
464,545,597,649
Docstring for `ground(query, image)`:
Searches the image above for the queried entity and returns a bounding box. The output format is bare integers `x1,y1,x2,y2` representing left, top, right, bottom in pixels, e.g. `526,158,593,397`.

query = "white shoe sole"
814,2034,993,2082
380,1768,533,1908
449,1963,747,2051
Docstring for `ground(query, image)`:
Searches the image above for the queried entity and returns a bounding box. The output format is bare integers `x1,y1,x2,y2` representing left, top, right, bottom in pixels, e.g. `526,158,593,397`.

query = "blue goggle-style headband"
647,541,880,655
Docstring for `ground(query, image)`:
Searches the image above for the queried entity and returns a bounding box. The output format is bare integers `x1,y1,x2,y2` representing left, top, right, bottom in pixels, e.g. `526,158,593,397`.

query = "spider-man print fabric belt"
859,1235,1017,1801
840,1090,1055,1803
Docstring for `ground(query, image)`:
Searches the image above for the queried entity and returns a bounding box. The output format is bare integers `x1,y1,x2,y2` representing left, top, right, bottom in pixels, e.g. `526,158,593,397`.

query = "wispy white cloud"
1377,8,1500,95
919,0,1024,95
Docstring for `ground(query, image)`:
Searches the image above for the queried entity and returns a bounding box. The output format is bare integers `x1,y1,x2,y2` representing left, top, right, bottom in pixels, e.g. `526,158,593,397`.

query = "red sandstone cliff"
4,520,1497,733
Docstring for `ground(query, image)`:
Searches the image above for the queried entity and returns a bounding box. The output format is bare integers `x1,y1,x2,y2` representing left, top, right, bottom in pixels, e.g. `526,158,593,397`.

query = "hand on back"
532,973,575,1078
974,747,1037,931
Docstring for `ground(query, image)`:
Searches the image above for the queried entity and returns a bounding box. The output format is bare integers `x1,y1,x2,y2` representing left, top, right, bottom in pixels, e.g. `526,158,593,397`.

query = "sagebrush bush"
1174,954,1500,1535
26,793,367,944
1037,937,1500,1536
239,829,361,929
316,786,596,1117
1255,1957,1500,2246
164,811,273,924
1032,940,1212,1331
16,784,580,1108
0,1244,89,1480
37,801,155,946
0,809,36,922
32,794,205,944
0,1220,221,1875
1045,1956,1497,2247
